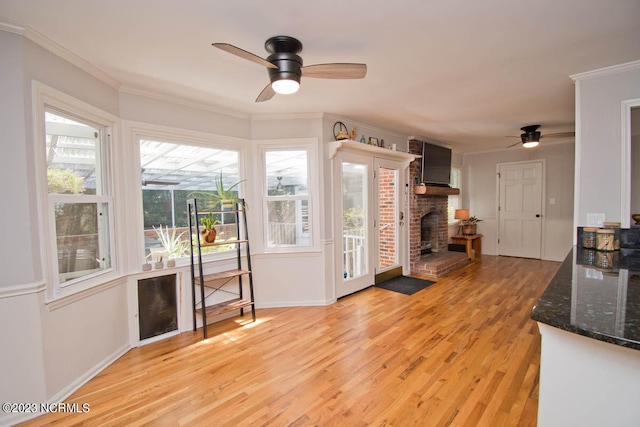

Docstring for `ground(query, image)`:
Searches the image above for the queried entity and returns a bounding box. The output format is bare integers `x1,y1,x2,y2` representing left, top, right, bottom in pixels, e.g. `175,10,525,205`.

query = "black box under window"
138,274,177,340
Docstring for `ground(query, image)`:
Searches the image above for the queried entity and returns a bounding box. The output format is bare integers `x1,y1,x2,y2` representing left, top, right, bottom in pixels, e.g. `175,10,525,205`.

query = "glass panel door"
343,162,367,280
336,152,373,298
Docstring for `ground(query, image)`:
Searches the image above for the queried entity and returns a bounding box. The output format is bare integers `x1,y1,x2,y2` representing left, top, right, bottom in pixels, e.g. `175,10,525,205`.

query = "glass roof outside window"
140,139,240,191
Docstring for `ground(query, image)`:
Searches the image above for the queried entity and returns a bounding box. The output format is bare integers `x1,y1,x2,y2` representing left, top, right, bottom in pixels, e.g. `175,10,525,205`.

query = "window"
448,166,462,223
263,149,311,248
139,139,241,259
45,110,113,287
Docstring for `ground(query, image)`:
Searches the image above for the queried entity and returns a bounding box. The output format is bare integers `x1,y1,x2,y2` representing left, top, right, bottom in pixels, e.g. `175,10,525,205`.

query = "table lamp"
454,209,470,236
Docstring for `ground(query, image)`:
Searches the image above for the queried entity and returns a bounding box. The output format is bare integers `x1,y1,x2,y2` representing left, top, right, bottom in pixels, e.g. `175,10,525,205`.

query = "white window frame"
127,123,249,266
257,139,320,253
448,165,462,223
33,82,120,301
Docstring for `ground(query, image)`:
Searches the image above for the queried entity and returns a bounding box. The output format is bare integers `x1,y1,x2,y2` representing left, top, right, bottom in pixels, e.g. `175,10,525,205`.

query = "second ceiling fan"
213,35,367,102
507,125,575,148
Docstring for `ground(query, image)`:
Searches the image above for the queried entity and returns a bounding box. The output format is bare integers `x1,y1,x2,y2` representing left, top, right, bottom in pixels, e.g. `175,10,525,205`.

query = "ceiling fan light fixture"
523,140,539,148
271,78,300,94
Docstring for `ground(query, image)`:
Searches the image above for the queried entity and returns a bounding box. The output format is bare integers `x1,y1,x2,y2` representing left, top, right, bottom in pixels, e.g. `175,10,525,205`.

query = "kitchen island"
531,247,640,427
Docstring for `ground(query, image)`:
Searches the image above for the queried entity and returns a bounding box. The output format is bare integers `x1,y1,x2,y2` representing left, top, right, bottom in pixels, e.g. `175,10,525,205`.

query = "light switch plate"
586,213,605,226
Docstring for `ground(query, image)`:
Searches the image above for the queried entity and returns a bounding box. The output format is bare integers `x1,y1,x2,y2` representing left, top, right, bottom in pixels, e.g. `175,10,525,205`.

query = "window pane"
54,202,111,284
266,200,310,246
45,111,102,196
140,139,240,258
265,150,308,196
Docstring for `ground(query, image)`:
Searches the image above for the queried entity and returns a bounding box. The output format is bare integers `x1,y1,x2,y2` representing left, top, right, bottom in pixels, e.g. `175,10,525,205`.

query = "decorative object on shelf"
142,261,152,271
414,183,427,194
333,121,349,140
153,225,189,259
380,139,385,148
190,173,245,211
154,256,164,269
200,212,219,244
350,126,357,140
369,137,378,146
633,214,640,225
360,135,366,144
166,259,176,268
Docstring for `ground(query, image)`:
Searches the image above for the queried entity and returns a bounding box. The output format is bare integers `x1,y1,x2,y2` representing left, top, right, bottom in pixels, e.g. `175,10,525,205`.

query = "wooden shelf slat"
195,298,254,318
199,239,248,247
194,269,250,285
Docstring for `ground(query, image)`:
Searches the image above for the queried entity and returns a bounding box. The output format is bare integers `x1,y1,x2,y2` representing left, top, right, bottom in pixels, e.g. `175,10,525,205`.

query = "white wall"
573,62,640,227
463,142,575,261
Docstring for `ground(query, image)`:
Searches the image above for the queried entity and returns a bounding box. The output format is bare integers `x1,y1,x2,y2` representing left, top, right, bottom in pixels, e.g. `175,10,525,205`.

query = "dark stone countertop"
530,247,640,350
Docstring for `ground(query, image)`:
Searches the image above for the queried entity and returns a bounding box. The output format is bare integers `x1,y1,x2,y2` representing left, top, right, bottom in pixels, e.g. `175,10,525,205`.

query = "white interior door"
497,160,543,259
336,152,374,297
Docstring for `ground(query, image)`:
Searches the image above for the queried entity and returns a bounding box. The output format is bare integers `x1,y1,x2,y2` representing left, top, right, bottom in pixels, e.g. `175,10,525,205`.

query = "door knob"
536,214,541,218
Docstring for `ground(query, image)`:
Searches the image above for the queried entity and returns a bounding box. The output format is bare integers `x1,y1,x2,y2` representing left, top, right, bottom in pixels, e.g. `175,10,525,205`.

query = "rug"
375,276,436,295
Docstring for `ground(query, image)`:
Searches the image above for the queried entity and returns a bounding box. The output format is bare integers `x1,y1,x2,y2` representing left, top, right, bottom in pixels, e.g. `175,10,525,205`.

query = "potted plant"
200,212,220,244
189,173,245,211
153,225,190,266
213,173,245,210
461,216,482,236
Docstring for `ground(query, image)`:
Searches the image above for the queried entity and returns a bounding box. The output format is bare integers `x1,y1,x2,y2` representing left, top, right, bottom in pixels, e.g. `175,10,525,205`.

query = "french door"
335,152,404,298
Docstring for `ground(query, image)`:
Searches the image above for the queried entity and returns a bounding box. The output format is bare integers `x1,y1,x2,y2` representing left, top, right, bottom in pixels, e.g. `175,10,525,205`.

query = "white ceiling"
2,0,640,153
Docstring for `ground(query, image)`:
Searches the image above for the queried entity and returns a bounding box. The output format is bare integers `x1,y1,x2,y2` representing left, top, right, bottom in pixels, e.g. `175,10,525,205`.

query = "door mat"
375,276,436,295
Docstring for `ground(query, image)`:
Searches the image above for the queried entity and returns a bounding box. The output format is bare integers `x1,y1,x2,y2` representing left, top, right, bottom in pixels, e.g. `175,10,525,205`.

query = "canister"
582,227,597,249
596,228,615,251
602,221,621,250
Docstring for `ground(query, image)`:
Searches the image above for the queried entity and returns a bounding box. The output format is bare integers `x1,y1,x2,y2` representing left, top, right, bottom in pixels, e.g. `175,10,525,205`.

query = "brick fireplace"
408,139,469,277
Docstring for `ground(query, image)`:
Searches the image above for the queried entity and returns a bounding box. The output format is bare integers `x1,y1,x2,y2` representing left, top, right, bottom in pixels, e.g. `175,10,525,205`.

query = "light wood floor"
19,255,560,427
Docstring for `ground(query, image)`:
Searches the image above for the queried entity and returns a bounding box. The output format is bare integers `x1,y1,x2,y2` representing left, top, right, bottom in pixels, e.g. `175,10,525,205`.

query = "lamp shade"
454,209,470,220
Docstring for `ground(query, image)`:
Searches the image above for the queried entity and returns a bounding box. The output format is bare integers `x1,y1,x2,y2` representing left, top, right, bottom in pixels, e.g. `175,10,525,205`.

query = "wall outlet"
586,213,606,226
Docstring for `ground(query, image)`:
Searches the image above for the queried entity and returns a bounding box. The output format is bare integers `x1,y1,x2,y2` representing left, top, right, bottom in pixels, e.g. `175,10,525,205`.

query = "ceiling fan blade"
302,63,367,79
212,43,277,69
256,84,276,103
506,141,522,148
541,132,575,139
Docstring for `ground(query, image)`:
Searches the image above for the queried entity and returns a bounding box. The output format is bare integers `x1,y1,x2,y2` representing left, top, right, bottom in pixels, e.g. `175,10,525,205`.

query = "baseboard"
1,342,131,426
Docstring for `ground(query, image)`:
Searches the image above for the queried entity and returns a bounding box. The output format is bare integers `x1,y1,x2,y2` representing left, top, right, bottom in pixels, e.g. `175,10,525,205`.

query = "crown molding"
251,112,324,121
0,21,25,35
118,85,250,120
1,21,122,89
570,60,640,82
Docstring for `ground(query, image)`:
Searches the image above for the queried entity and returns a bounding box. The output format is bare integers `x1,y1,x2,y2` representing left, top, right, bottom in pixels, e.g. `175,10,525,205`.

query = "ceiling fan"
212,35,367,102
506,125,575,148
